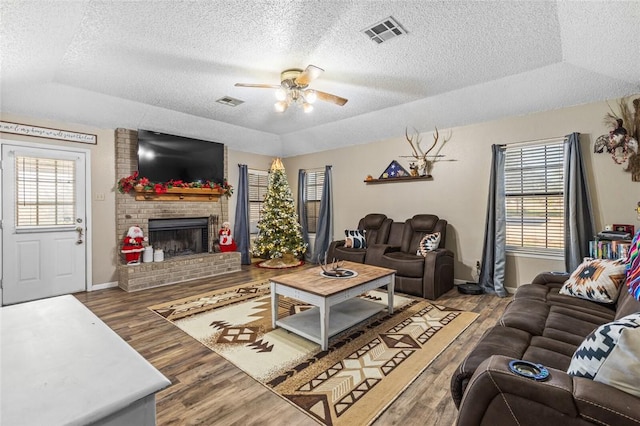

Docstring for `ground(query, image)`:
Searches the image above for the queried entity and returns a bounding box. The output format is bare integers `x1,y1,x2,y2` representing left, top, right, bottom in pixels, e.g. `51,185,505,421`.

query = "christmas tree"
252,158,307,262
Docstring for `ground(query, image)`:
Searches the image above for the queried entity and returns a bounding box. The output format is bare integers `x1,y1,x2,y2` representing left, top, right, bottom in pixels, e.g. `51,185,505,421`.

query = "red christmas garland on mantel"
117,171,233,197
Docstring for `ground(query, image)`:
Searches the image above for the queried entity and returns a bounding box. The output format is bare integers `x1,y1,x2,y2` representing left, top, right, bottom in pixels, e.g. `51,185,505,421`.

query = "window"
248,169,268,234
15,155,76,227
504,141,564,254
305,170,325,233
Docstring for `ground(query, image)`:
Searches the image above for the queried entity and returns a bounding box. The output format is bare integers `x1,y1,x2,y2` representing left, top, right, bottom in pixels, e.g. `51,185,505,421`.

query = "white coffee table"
270,261,395,350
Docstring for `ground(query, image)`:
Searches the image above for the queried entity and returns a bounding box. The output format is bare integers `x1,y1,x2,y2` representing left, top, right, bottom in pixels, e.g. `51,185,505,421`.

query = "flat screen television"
137,130,225,184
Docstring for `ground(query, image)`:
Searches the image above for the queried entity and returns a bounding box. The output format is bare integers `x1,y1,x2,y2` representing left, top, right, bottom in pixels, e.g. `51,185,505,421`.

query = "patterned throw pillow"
559,258,626,303
416,232,441,256
567,313,640,397
344,229,366,249
625,230,640,300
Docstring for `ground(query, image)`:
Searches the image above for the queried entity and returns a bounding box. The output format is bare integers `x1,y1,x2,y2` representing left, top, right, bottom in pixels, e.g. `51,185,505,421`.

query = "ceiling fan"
235,65,348,113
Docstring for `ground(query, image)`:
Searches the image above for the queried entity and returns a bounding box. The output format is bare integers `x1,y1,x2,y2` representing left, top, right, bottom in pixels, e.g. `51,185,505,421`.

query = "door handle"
75,226,84,245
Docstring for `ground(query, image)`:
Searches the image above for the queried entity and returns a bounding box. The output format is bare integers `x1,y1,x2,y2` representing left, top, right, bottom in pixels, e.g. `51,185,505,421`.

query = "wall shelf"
364,175,433,184
134,186,223,201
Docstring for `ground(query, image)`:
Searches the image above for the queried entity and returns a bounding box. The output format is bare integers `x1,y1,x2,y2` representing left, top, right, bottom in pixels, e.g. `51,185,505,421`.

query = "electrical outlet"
95,193,105,201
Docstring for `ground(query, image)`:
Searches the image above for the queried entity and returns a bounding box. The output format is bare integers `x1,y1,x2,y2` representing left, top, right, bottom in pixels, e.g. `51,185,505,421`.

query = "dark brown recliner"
326,213,392,263
372,214,454,300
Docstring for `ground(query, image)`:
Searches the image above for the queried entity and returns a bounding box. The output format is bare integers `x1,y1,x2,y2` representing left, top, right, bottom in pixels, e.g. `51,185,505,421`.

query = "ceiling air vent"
216,96,244,107
362,16,406,44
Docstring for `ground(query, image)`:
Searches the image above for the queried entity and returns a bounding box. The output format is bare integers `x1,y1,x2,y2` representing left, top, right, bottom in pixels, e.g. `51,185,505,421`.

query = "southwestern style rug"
149,281,478,425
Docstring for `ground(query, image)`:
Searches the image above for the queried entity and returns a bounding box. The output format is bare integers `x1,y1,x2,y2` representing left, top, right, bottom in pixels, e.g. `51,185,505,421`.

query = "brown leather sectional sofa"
452,272,640,425
327,213,454,300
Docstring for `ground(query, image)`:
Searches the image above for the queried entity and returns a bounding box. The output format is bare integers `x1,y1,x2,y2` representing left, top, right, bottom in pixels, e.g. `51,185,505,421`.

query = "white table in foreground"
270,261,395,351
1,295,171,426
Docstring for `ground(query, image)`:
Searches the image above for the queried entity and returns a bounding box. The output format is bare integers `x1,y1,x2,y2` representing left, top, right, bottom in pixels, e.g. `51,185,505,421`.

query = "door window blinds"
15,156,76,227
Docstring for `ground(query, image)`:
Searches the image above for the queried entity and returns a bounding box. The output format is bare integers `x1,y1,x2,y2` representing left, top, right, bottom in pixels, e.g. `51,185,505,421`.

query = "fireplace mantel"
134,185,224,202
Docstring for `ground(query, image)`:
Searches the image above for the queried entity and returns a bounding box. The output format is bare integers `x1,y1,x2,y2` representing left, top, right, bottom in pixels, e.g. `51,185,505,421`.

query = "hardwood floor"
74,264,511,426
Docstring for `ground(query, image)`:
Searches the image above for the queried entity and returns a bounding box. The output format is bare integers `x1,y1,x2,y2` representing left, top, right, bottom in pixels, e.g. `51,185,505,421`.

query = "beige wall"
1,112,117,286
283,97,639,288
2,96,638,289
226,151,276,226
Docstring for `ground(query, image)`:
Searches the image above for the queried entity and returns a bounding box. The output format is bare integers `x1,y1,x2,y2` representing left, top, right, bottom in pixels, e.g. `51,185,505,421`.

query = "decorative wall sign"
0,121,97,145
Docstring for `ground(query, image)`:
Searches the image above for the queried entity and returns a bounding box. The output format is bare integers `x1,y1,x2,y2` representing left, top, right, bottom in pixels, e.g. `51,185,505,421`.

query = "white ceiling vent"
362,16,406,44
216,96,244,107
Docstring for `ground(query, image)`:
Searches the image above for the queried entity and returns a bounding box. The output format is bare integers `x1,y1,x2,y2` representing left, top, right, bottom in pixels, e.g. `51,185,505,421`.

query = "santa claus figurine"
219,221,237,252
121,225,147,264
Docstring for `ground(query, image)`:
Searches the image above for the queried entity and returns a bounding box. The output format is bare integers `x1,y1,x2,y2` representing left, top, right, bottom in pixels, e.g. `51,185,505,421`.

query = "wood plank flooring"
74,264,511,426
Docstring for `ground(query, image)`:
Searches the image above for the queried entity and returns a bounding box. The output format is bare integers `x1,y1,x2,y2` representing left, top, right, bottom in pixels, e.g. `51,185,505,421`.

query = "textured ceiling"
1,1,639,157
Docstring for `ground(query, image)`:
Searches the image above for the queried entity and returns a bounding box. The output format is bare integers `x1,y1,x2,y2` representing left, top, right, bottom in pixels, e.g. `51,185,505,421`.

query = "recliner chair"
326,213,392,263
372,214,454,300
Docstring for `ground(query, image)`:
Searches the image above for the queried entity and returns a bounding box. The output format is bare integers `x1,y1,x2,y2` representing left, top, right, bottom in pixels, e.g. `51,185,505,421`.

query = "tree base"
257,254,303,269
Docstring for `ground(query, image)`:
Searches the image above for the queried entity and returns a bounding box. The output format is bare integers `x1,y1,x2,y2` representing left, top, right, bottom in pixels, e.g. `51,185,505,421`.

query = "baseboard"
90,281,119,291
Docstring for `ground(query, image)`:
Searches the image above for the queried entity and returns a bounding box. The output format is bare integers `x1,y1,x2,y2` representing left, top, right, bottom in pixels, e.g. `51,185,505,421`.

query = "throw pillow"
559,258,626,304
344,229,366,249
416,232,441,256
625,230,640,300
567,313,640,397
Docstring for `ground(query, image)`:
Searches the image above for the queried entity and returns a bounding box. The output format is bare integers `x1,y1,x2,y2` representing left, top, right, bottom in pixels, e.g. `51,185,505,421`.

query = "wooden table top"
269,261,395,297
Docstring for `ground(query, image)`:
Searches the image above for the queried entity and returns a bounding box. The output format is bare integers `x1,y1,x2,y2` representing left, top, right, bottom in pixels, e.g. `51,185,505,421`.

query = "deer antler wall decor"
404,126,452,176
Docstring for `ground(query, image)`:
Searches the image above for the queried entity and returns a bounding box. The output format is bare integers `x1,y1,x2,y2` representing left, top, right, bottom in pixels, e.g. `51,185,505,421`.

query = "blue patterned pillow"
416,232,441,256
567,313,640,397
344,229,366,249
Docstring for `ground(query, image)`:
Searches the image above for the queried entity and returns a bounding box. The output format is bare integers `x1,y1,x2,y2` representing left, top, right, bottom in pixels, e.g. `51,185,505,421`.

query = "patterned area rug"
149,281,478,425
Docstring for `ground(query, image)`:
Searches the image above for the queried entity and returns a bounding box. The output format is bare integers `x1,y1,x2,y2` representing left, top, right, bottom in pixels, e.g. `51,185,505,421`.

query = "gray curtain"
297,169,311,262
478,145,508,297
233,164,251,265
311,165,333,264
564,132,595,272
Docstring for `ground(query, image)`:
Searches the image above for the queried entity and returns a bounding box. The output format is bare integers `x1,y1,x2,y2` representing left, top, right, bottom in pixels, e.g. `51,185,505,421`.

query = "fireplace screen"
148,217,209,259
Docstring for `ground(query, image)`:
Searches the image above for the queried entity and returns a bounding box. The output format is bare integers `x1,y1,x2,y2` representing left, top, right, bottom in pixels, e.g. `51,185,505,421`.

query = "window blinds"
15,156,76,227
305,170,325,233
248,170,268,231
504,142,564,252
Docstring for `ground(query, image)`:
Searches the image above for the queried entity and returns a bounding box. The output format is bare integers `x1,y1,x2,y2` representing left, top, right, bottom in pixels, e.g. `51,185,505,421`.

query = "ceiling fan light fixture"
275,87,287,101
274,101,288,112
235,64,347,112
303,102,314,113
304,89,317,104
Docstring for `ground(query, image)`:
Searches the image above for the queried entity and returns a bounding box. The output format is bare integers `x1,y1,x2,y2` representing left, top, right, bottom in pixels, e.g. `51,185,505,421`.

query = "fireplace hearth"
148,217,210,259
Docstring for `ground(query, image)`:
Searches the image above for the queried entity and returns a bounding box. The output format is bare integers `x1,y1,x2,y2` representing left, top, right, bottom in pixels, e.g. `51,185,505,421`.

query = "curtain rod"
500,135,567,148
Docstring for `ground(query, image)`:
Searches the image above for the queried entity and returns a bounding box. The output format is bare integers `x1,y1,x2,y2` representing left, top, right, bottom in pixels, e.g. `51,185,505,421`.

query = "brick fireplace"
115,128,241,292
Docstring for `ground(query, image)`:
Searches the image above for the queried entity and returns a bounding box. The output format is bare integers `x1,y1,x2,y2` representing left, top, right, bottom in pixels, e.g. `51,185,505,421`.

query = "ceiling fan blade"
234,83,281,89
316,90,348,106
295,65,324,86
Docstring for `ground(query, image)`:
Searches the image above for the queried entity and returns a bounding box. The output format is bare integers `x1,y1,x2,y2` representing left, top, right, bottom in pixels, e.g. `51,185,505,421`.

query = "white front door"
1,144,88,305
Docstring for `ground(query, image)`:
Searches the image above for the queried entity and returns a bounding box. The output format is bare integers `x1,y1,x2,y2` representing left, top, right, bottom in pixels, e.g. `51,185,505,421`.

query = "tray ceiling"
1,1,638,156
